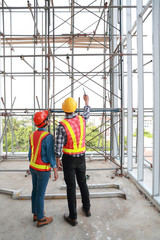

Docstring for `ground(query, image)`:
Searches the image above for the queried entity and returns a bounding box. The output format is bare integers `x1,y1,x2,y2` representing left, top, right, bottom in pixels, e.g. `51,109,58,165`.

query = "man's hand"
83,94,89,106
56,157,63,171
53,167,58,181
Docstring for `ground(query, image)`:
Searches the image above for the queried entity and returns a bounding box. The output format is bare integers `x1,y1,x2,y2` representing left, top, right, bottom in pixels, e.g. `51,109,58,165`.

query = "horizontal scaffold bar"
50,108,121,113
0,6,138,10
0,53,153,57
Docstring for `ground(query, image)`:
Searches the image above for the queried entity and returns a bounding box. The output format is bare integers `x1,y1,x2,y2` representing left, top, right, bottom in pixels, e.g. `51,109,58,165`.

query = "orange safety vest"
60,115,86,155
29,130,51,171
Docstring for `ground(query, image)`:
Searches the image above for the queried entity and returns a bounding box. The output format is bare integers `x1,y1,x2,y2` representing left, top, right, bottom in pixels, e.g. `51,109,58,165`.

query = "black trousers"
62,153,91,220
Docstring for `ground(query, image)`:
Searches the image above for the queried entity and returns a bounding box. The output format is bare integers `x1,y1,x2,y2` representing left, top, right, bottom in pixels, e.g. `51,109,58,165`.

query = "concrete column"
137,0,144,181
152,0,160,196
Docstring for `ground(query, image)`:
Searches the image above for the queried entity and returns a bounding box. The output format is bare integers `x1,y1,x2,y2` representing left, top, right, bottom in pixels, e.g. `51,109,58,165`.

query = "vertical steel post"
2,0,7,156
45,0,49,109
119,0,124,174
113,0,118,159
42,11,44,109
103,1,107,159
48,0,50,113
0,1,2,156
9,8,14,153
33,0,36,112
152,0,160,196
52,1,56,138
47,0,51,133
71,0,74,98
126,0,133,172
137,0,144,181
108,1,113,162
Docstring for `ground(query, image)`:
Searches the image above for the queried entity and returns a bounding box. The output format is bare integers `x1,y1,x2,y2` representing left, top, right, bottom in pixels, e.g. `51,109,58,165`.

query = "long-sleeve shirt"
55,105,90,158
28,128,57,169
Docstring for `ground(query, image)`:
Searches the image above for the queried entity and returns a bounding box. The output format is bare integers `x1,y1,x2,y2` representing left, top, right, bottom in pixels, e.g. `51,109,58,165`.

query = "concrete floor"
0,159,160,240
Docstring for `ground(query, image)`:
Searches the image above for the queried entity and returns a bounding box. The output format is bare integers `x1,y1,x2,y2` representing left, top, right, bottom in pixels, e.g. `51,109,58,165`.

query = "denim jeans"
62,154,90,220
30,167,50,220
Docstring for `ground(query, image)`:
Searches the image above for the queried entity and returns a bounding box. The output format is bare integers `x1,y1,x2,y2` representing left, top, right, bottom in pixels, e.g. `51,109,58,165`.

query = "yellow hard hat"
62,97,77,113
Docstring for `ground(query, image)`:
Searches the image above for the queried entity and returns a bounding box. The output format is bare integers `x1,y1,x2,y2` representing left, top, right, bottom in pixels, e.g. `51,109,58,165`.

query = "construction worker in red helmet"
28,110,58,227
55,94,91,226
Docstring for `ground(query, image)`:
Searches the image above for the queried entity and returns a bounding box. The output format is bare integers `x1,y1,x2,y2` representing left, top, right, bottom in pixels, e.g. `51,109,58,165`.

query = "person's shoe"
82,207,91,217
63,214,78,226
33,210,45,222
37,216,53,227
33,214,37,222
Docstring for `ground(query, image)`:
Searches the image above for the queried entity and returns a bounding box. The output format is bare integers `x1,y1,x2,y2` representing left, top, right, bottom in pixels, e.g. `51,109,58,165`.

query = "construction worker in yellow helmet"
55,94,91,226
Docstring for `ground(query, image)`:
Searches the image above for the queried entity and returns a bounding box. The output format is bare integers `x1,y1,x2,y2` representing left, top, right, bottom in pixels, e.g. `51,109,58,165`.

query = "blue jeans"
30,167,50,220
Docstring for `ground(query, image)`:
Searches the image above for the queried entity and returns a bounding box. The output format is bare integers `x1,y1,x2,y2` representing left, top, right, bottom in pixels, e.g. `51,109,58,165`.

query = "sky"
0,0,153,112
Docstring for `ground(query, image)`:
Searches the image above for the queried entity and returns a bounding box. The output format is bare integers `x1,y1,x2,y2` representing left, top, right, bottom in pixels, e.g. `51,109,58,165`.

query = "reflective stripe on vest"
61,115,85,154
30,131,51,171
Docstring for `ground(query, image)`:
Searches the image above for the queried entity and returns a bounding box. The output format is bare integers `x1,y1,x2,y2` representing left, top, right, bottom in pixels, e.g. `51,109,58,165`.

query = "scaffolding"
1,0,160,209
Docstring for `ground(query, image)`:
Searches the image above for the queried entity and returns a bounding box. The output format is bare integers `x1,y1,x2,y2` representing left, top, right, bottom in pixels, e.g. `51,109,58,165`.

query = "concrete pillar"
152,0,160,196
137,0,144,181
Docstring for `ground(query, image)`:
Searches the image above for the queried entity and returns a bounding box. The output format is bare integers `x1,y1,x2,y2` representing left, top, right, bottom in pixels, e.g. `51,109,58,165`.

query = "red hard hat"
33,110,49,128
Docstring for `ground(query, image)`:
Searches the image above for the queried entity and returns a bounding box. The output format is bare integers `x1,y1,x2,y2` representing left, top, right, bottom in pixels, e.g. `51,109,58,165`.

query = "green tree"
133,128,152,138
85,123,110,151
2,118,32,152
2,117,112,153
